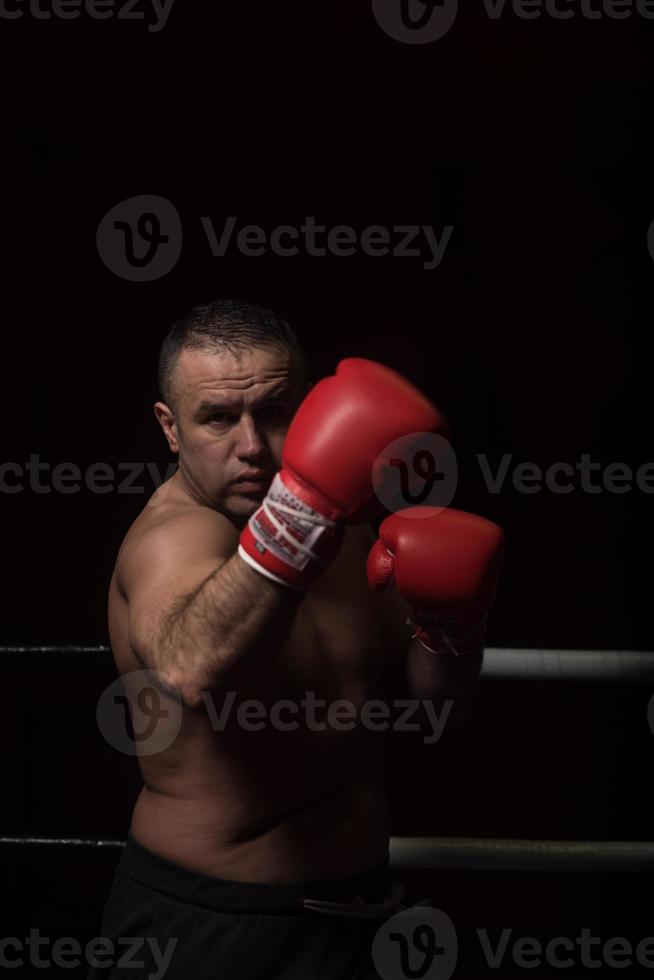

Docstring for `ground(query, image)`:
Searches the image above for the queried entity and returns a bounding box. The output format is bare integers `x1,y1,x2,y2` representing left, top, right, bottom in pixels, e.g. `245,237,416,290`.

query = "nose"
234,415,267,461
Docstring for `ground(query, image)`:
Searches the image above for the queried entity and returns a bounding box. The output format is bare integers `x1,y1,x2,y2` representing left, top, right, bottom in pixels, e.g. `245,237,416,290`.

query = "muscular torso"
108,481,407,883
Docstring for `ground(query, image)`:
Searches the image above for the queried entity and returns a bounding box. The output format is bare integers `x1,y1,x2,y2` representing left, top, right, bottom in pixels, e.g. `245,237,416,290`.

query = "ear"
154,401,179,454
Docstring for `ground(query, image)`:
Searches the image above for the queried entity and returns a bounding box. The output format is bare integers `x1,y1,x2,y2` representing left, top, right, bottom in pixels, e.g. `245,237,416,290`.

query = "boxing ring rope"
481,648,654,682
1,835,654,872
1,646,653,682
389,837,654,872
2,645,652,873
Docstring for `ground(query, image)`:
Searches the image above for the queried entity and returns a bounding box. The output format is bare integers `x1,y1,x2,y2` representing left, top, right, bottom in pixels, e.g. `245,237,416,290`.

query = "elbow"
167,671,207,711
144,666,205,712
168,662,233,712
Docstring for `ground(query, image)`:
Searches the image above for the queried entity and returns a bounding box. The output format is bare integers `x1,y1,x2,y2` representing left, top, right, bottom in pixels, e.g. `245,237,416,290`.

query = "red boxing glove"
239,359,449,589
367,506,505,656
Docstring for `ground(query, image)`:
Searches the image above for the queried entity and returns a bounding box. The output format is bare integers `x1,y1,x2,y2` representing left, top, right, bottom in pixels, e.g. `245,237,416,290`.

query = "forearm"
156,554,302,708
405,637,484,726
370,506,502,727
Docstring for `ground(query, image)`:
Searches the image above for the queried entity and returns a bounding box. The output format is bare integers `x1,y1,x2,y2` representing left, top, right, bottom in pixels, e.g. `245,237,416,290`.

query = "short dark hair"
158,298,307,408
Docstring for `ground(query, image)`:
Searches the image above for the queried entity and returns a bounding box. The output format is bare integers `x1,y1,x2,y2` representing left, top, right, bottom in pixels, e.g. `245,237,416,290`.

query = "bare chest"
274,558,384,708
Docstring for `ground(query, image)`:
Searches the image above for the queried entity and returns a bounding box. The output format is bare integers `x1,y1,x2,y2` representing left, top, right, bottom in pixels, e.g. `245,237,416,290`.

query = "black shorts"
87,832,405,980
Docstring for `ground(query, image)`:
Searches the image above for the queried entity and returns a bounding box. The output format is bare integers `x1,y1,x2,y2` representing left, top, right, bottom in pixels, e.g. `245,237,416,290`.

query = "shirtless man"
91,299,503,980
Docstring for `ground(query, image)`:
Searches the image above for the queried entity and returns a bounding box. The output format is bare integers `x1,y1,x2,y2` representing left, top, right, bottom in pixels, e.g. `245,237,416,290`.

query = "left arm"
376,582,484,728
405,634,484,727
369,507,505,729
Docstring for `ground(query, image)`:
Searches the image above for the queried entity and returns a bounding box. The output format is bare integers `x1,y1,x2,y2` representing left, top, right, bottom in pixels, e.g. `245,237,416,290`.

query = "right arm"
121,510,303,710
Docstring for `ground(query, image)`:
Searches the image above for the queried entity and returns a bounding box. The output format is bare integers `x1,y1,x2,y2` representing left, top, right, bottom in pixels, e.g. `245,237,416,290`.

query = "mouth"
232,472,272,493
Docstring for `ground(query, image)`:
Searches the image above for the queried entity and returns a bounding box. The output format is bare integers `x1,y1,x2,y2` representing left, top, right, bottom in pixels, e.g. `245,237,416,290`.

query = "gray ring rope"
1,646,652,683
2,835,653,872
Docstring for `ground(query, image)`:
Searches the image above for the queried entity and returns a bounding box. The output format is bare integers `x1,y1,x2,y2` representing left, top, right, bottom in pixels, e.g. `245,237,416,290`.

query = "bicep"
122,514,236,665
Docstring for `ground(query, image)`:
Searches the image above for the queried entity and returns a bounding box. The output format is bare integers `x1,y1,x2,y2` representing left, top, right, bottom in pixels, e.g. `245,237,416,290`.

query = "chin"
225,492,263,520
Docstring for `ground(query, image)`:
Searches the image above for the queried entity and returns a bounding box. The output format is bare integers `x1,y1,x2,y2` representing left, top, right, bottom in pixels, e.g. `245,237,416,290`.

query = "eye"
259,402,291,420
209,412,234,425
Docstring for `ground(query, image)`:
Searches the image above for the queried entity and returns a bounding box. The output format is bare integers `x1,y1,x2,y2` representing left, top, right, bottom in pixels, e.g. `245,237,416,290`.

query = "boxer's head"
155,298,307,523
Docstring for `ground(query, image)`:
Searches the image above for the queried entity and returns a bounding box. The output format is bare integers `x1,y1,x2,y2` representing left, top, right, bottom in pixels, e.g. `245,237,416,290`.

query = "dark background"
2,2,653,976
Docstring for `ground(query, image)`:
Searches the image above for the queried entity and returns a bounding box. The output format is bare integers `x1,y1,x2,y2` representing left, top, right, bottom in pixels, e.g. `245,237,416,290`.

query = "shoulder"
114,486,238,600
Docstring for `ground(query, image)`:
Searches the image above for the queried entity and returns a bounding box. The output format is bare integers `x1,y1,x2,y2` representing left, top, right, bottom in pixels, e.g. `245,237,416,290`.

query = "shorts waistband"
118,831,394,915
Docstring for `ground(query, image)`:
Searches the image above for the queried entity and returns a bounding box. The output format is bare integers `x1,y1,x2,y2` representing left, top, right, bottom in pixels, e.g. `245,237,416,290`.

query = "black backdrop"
2,3,653,975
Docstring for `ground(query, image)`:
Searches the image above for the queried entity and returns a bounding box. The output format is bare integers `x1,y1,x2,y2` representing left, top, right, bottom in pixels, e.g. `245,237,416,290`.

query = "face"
154,345,305,524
